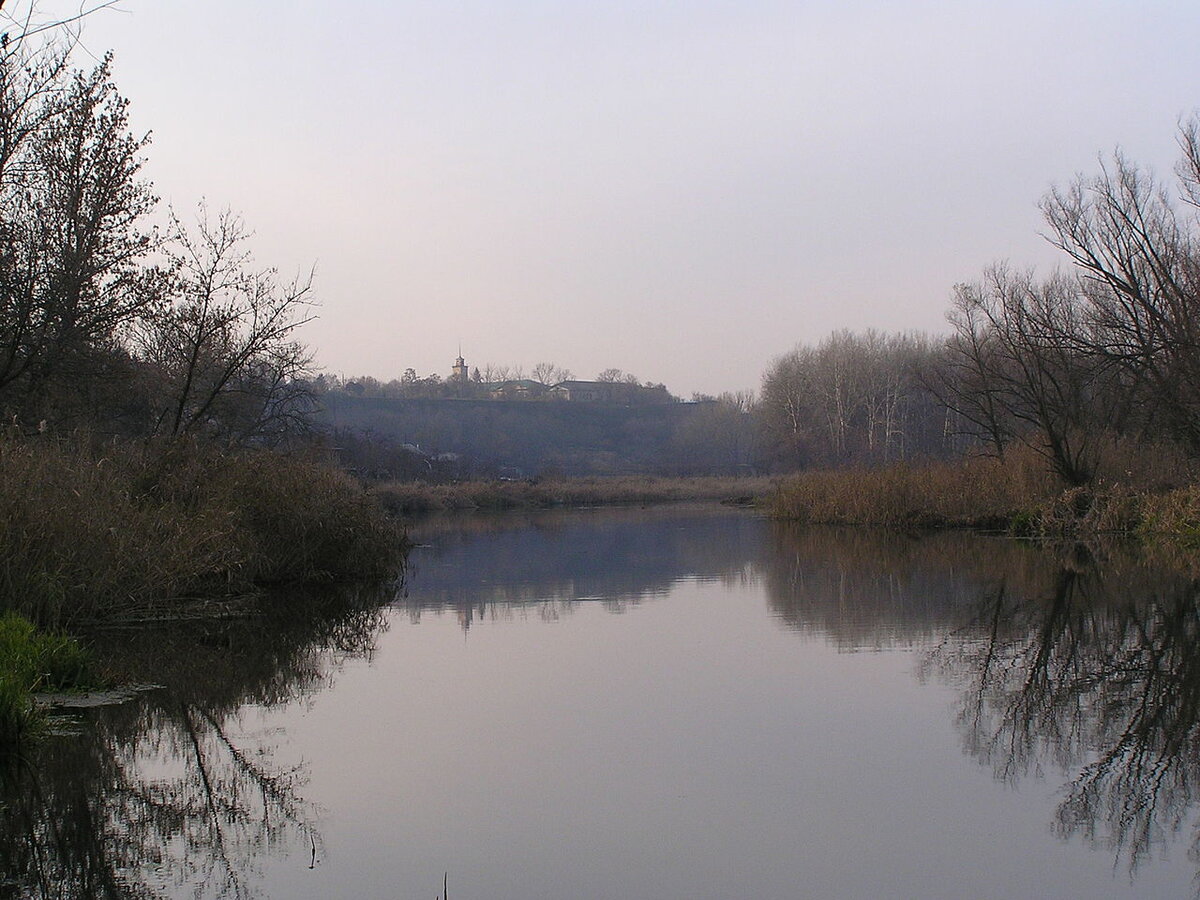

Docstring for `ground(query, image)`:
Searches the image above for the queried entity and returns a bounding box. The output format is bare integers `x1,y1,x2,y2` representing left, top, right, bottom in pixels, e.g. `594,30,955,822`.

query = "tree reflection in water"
920,547,1200,883
0,584,392,899
763,523,1200,886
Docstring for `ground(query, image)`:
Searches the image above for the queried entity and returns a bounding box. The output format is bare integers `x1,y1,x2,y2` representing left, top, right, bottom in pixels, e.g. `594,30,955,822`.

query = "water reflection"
920,553,1200,882
8,508,1200,897
402,506,766,627
760,524,1050,646
761,523,1200,883
0,586,391,899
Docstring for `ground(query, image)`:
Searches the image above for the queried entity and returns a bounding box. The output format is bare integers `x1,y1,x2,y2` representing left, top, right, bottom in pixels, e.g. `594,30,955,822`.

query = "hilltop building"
447,354,673,405
488,379,545,400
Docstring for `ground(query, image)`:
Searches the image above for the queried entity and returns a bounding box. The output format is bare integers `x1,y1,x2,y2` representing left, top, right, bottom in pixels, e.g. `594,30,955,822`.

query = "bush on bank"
0,436,406,626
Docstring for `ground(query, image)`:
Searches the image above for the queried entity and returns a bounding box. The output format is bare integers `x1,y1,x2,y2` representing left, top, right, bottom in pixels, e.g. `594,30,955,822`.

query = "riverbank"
769,454,1200,537
0,436,406,627
371,474,779,514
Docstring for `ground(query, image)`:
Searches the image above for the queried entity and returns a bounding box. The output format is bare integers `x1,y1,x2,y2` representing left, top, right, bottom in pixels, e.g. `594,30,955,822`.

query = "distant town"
317,353,742,480
320,353,684,405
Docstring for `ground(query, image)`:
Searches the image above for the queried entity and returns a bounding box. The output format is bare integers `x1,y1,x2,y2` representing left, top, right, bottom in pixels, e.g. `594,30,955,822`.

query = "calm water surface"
6,506,1200,898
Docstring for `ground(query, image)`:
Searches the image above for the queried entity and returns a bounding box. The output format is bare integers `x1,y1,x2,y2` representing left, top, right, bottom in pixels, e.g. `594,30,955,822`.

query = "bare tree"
596,367,628,383
531,361,572,385
481,363,509,383
931,295,1015,458
946,266,1124,485
758,346,818,468
1040,130,1200,452
0,1,121,52
133,206,315,445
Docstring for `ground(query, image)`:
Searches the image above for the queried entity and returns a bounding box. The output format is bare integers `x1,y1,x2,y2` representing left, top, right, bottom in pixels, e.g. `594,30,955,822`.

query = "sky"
12,0,1200,396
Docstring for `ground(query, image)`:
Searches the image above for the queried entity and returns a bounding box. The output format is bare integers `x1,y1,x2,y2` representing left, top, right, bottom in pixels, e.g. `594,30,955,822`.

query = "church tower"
451,350,468,384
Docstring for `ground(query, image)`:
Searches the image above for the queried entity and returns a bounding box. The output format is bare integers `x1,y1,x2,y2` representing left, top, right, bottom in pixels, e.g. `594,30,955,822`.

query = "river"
5,505,1200,898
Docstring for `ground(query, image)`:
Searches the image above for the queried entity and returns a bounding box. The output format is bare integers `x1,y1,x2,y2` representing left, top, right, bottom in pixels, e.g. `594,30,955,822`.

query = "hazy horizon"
26,0,1200,396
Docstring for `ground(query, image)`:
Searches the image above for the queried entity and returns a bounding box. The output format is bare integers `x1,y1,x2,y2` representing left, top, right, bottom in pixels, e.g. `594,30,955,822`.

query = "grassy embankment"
769,446,1200,537
371,474,779,514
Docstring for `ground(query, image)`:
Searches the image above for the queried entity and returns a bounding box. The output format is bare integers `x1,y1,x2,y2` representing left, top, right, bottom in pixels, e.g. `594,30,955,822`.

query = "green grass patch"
0,613,94,691
0,612,97,753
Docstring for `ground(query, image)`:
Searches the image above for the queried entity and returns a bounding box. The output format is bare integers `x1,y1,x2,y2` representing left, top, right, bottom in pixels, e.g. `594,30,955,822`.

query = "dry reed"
769,445,1200,537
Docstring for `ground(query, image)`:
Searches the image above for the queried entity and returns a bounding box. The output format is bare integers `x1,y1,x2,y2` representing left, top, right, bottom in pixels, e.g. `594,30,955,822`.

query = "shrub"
208,450,406,583
0,435,406,625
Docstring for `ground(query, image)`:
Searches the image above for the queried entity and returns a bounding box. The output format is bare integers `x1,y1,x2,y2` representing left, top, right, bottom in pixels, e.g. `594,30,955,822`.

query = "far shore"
371,474,780,514
373,461,1200,541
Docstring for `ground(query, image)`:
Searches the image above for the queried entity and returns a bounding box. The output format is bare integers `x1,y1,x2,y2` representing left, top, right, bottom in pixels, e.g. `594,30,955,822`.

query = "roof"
485,379,544,390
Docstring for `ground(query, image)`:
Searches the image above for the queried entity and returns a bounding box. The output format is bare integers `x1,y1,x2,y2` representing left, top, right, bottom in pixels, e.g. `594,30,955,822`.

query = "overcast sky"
21,1,1200,396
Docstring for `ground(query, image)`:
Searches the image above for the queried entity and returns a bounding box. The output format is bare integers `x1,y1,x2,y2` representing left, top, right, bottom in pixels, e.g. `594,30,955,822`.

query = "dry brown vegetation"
768,444,1200,537
0,36,408,632
0,436,405,626
371,474,779,515
769,453,1052,529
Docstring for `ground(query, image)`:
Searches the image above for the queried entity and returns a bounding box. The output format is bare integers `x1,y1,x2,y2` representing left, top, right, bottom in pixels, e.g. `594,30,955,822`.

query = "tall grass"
0,436,406,625
769,445,1200,536
769,453,1054,529
0,612,96,752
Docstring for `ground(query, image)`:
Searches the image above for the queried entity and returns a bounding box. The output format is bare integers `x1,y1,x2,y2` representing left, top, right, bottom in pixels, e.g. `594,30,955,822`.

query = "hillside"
318,394,729,477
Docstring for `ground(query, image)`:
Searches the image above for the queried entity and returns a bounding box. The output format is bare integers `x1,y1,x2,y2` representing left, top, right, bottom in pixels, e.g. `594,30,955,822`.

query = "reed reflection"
0,585,391,900
760,523,1049,646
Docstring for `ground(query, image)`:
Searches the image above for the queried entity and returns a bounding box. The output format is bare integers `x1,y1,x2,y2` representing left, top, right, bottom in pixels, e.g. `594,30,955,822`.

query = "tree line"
759,118,1200,484
331,364,672,401
0,36,312,446
758,330,961,469
0,24,403,643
